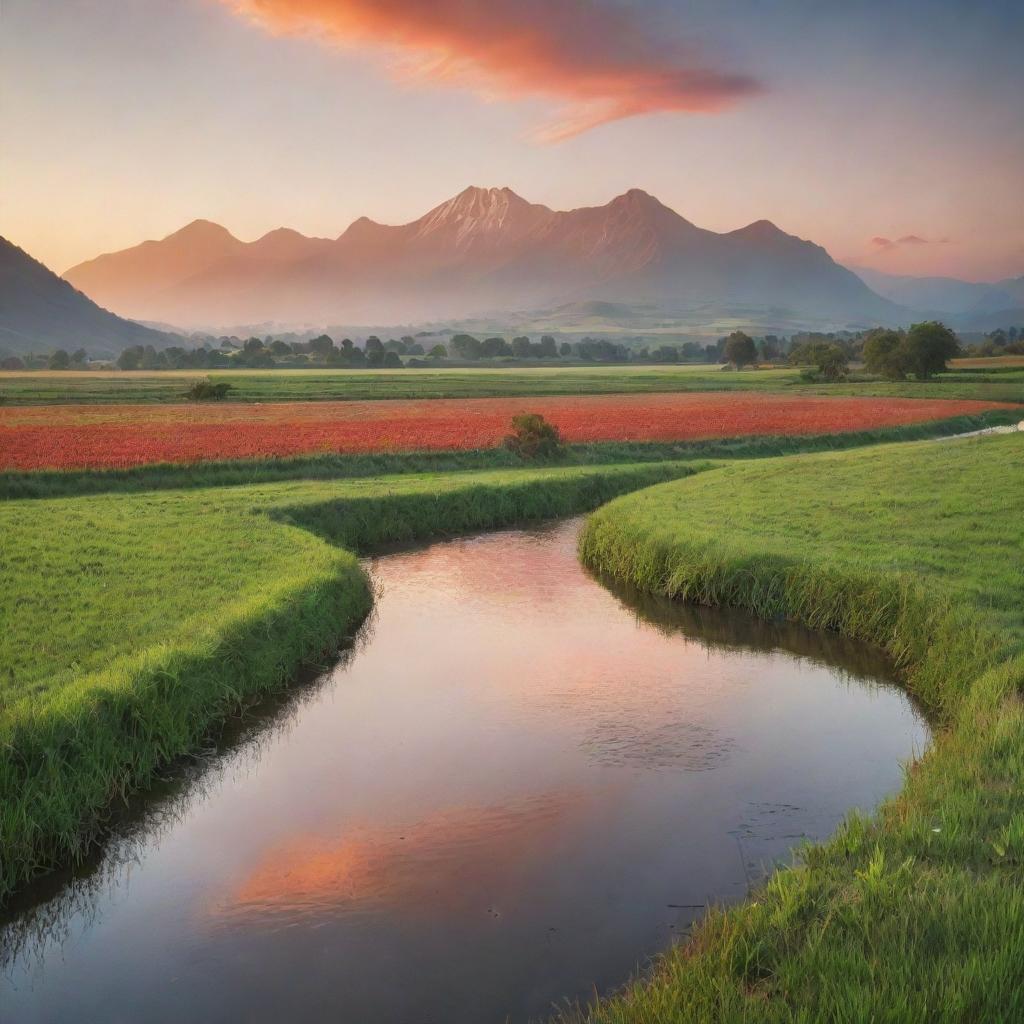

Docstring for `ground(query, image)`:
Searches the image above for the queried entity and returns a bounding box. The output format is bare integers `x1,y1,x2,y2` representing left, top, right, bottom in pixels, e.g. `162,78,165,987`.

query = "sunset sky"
3,0,1022,281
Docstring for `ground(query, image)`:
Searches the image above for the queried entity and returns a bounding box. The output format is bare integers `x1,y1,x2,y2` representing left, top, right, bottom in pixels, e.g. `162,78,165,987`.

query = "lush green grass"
577,434,1024,1021
0,460,705,904
3,364,1023,405
3,409,1016,501
0,365,794,404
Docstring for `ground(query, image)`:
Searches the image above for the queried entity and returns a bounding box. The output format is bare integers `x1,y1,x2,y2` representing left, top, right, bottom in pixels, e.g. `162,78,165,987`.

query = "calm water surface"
1,518,927,1023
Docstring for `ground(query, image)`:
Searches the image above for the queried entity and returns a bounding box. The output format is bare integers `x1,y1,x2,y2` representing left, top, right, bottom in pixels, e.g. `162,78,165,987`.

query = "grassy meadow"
2,361,1024,405
578,433,1024,1020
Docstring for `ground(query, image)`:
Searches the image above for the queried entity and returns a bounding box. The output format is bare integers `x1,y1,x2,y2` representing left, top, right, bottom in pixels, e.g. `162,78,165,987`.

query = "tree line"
0,321,975,377
720,321,963,381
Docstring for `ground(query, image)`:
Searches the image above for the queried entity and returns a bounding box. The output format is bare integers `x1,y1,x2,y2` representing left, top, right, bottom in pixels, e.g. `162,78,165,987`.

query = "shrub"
185,379,233,401
503,413,563,459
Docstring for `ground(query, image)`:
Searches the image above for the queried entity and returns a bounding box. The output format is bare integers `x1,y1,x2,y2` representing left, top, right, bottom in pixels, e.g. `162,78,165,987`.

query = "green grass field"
0,460,705,903
3,363,1023,405
577,433,1024,1021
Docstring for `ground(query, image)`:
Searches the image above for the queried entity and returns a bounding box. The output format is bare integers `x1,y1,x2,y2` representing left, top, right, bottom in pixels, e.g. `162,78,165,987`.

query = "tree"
511,336,532,358
450,334,482,359
1,355,25,370
481,336,511,358
559,342,572,357
504,413,563,459
383,350,403,368
270,339,292,357
117,347,142,371
538,335,558,358
365,336,384,356
723,331,758,369
758,336,782,362
70,348,89,367
902,321,960,379
48,349,70,370
862,329,906,380
428,344,448,359
807,342,849,381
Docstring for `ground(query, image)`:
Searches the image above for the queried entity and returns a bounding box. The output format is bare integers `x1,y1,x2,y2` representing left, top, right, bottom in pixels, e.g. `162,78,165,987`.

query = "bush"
503,413,563,459
185,379,233,401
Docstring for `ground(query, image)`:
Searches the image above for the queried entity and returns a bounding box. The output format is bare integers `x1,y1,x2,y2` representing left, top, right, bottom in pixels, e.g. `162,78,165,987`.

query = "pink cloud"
871,234,952,253
220,0,762,141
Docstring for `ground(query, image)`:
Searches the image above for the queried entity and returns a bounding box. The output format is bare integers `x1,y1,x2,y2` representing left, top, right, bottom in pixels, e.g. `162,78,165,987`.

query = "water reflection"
1,518,927,1024
210,789,597,929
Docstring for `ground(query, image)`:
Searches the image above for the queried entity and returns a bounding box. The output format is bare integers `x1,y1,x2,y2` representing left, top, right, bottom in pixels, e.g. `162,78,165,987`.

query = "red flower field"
0,393,1012,470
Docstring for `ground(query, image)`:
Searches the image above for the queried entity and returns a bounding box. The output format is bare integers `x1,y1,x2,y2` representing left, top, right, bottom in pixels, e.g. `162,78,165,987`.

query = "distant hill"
850,267,1024,327
64,187,901,329
0,237,177,355
848,267,992,315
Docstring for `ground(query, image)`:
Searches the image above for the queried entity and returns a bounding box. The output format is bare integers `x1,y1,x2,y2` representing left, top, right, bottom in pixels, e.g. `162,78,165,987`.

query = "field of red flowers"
0,393,1012,470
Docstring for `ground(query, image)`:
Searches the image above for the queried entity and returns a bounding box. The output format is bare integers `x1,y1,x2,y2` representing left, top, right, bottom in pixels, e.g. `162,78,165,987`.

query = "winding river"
1,518,927,1023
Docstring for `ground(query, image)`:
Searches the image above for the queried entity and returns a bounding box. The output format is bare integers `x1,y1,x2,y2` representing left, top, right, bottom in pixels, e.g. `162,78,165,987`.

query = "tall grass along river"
0,519,924,1022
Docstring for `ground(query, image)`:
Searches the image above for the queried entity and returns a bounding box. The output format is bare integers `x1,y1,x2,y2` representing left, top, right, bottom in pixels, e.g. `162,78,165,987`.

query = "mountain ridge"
0,237,178,355
64,186,902,328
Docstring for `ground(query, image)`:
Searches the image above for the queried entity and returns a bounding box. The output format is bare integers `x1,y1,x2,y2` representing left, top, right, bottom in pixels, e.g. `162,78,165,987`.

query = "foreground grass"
578,434,1024,1021
0,460,705,904
2,364,1023,405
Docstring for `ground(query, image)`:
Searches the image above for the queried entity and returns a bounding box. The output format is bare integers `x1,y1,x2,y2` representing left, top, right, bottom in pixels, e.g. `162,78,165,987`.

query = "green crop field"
577,433,1024,1021
0,459,705,902
2,363,1023,405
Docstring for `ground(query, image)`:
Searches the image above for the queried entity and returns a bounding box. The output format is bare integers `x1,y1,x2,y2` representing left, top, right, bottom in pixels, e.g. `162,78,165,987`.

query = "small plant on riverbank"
504,412,563,459
185,379,233,401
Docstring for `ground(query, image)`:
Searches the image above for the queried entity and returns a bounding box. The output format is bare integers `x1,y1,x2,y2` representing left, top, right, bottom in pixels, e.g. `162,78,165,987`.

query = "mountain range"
0,236,175,356
849,266,1024,328
63,187,902,329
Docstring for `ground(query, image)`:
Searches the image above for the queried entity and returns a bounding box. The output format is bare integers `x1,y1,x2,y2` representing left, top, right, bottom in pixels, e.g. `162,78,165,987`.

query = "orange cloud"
220,0,761,140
